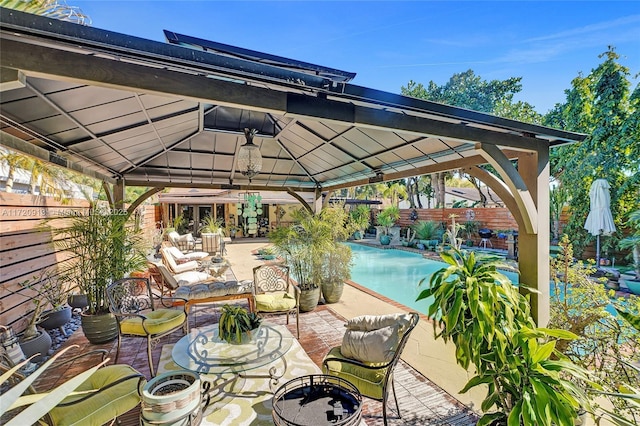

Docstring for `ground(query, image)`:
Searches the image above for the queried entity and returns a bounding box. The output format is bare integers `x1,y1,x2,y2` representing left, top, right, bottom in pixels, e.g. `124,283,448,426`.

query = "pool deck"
225,239,487,412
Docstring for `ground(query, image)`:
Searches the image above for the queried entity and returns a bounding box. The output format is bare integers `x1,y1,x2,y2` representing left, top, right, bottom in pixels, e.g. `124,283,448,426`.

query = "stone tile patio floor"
36,303,478,426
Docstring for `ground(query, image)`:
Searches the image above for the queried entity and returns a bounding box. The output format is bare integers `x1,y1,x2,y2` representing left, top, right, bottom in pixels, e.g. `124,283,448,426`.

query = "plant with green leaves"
0,346,107,425
548,235,640,422
376,205,400,236
269,208,335,291
411,220,442,241
201,215,226,235
349,205,370,238
218,304,262,344
618,209,640,279
44,207,148,315
417,248,591,426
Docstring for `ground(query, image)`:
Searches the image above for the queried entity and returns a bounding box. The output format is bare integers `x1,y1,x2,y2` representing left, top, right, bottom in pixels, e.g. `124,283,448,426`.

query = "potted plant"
318,207,355,304
376,205,399,245
45,206,148,344
411,220,441,247
349,205,370,240
20,267,72,334
18,299,52,364
200,215,225,235
270,207,348,311
417,247,591,425
218,304,262,344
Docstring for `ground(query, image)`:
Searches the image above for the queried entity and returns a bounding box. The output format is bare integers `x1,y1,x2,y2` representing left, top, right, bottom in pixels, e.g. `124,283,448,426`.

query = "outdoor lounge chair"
164,245,208,262
252,264,300,338
106,277,188,376
322,312,419,426
161,247,200,274
167,231,197,253
0,349,145,426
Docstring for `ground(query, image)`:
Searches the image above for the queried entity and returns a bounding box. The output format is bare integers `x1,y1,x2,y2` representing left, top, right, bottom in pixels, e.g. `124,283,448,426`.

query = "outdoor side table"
272,375,362,426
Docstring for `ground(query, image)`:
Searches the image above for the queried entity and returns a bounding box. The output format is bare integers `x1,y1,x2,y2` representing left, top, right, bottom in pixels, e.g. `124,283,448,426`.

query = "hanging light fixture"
237,128,262,180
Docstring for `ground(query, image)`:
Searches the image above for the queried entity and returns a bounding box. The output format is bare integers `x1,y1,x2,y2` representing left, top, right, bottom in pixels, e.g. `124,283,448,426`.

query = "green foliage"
270,207,354,290
349,205,370,234
172,214,188,234
376,205,400,235
218,304,262,344
201,215,225,235
417,248,590,425
411,220,441,240
1,345,106,425
549,235,640,422
547,47,639,257
45,207,148,314
619,209,640,278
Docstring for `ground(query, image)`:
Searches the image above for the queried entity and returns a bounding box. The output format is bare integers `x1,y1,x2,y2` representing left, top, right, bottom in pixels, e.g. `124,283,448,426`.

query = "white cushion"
340,324,399,363
174,270,211,286
161,248,198,273
166,246,207,261
345,313,411,333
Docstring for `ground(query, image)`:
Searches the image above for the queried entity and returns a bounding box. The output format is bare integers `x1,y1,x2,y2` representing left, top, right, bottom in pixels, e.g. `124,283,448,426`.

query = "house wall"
0,192,156,334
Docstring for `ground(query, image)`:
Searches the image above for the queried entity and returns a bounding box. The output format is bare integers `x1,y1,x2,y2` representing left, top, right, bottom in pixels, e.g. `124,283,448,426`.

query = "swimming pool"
347,243,520,315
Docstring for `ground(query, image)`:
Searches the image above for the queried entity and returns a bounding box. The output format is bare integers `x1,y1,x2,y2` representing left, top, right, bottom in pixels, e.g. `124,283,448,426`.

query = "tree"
381,181,407,207
0,0,90,25
0,150,31,193
401,70,542,205
547,47,639,256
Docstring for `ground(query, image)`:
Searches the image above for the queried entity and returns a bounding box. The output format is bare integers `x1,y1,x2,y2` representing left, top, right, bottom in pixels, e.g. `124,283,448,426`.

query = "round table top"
172,323,294,375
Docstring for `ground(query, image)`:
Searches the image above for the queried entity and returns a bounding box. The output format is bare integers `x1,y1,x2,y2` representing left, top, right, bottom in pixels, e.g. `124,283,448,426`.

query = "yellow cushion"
323,347,387,400
255,293,296,312
49,365,144,426
120,309,186,335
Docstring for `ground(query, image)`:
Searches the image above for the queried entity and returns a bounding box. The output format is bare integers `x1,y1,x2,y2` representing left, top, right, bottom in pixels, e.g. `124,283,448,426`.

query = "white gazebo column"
516,149,550,327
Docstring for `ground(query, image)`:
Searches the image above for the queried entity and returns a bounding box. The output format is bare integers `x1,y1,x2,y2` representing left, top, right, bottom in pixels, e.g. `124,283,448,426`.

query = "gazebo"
0,8,586,325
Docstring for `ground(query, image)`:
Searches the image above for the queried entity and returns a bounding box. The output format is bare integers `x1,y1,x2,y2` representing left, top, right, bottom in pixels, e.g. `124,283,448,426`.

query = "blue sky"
73,1,639,113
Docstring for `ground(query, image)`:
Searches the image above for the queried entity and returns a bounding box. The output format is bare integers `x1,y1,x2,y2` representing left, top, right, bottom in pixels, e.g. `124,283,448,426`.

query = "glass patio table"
172,323,294,391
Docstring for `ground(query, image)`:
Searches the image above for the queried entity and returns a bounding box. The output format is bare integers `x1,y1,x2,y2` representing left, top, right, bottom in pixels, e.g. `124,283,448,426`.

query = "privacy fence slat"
0,193,156,334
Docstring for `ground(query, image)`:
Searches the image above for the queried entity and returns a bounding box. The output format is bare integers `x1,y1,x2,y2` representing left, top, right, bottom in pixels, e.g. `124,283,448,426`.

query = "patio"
33,240,479,426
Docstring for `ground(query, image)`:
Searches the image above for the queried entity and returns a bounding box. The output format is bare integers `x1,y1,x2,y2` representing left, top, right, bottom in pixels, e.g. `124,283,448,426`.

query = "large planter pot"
19,329,52,363
623,277,640,295
38,306,72,332
81,311,118,344
379,234,391,245
321,281,344,304
68,294,89,309
299,287,321,312
141,370,203,426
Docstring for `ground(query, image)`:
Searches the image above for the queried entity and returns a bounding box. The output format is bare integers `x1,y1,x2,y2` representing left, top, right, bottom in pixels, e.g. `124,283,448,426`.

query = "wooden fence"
396,207,518,250
0,192,156,334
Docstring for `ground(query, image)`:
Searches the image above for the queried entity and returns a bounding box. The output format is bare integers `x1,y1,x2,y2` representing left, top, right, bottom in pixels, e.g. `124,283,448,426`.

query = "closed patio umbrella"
584,179,616,265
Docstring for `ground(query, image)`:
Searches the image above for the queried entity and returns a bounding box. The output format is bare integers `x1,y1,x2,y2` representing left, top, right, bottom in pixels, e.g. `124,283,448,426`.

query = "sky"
72,1,640,113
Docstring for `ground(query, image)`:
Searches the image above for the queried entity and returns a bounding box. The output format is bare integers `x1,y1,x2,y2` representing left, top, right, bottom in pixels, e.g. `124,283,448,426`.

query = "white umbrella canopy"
584,179,617,264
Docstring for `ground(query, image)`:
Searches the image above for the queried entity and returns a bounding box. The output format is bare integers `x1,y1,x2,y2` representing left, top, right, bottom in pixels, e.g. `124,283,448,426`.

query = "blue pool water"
347,243,520,315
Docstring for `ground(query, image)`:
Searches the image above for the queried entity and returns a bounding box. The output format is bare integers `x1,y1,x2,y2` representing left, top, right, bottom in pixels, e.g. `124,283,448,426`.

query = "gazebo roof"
0,8,585,193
